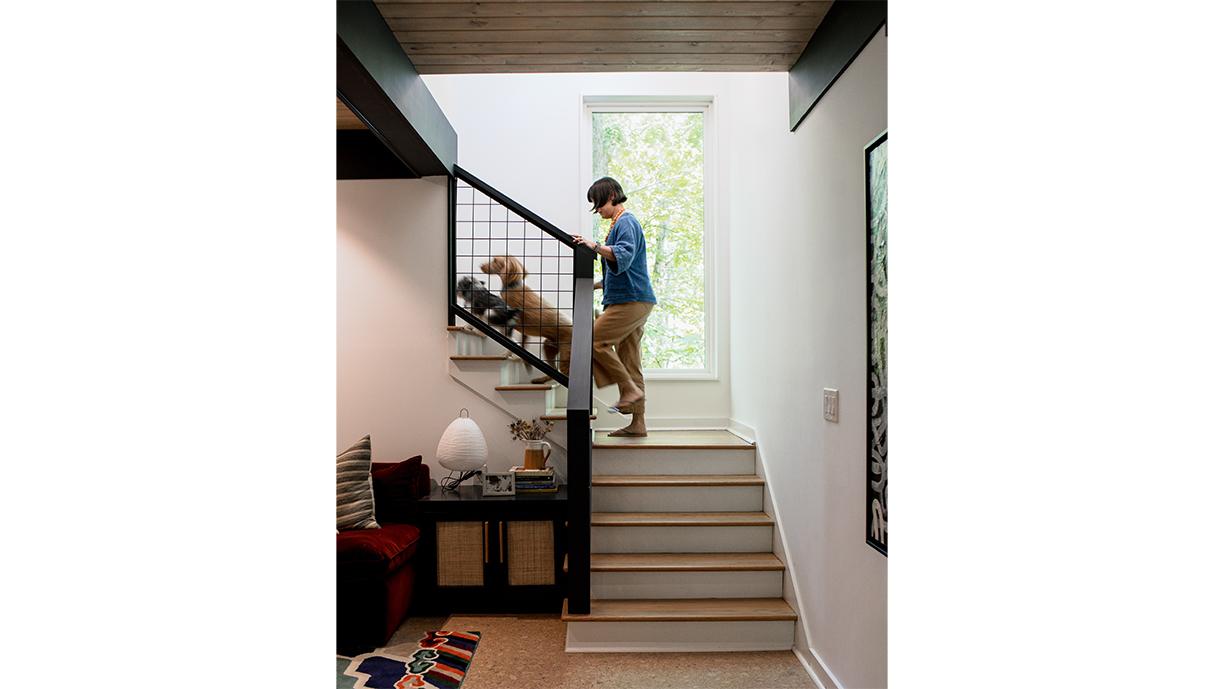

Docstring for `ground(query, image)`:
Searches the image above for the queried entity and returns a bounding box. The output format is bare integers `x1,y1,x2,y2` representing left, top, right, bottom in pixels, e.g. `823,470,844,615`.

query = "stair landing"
593,429,753,449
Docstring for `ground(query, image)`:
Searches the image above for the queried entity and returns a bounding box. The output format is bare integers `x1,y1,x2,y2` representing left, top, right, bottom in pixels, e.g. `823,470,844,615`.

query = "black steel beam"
337,0,456,176
336,130,417,180
447,174,457,326
788,0,887,131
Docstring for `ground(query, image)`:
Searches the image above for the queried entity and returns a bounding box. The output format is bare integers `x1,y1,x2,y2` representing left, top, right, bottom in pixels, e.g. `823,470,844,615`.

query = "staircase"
560,431,797,652
444,166,795,654
448,326,798,652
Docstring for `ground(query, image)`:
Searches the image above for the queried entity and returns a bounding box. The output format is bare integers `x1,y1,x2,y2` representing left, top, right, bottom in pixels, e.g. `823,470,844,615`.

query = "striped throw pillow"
337,435,379,530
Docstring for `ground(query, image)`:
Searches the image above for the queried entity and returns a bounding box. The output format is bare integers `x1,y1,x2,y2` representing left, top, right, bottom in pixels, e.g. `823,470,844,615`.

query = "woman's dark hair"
587,177,628,212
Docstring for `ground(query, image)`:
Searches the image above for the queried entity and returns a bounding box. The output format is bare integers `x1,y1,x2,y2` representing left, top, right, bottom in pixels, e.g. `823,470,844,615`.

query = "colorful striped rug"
337,630,481,689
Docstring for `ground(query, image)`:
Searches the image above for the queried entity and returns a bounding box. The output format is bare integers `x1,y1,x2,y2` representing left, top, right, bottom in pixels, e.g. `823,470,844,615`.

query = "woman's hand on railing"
593,281,603,291
573,234,614,263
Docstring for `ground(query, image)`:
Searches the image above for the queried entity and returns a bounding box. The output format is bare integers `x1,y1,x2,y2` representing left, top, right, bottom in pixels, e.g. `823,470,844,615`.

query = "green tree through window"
592,111,706,370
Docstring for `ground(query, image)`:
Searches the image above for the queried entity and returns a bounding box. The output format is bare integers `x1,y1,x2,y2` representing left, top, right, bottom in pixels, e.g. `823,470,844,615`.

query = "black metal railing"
447,164,594,614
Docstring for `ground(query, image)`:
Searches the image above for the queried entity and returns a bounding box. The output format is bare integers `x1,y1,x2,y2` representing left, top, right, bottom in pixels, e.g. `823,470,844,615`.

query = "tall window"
587,102,712,376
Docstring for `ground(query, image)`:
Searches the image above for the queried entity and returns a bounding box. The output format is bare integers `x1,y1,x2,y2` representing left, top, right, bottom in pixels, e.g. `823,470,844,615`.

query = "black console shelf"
410,484,568,615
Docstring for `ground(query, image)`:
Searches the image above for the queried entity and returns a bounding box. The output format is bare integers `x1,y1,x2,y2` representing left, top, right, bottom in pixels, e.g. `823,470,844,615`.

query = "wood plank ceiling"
337,98,367,129
372,0,832,74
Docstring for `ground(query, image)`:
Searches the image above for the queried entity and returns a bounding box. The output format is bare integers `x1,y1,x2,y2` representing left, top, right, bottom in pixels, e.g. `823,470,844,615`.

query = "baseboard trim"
727,419,757,443
793,647,827,689
730,416,847,689
793,646,847,689
794,644,848,689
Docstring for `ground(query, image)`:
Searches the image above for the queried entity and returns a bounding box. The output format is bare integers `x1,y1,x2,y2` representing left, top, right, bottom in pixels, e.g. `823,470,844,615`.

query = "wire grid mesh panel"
454,180,575,378
506,520,555,586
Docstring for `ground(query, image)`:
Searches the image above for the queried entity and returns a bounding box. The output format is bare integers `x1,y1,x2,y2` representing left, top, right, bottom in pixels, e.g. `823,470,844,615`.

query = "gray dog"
456,276,521,340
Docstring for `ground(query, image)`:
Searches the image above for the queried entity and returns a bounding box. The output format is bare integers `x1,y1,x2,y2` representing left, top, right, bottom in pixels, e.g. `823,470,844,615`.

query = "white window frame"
580,96,718,381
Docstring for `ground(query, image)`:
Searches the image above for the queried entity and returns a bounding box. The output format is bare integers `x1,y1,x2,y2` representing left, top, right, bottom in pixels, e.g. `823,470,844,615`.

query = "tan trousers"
592,302,653,410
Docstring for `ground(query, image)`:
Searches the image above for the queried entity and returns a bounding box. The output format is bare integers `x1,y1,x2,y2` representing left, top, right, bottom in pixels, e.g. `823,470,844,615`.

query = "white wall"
419,71,783,425
729,31,888,689
337,178,556,476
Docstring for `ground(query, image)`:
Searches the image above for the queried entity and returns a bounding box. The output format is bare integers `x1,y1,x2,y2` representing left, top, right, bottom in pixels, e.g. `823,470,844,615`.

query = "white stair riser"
500,359,537,385
496,388,557,410
592,485,762,512
592,525,773,553
450,363,554,411
565,620,795,653
482,337,509,357
593,450,755,476
448,332,498,357
450,332,574,385
591,570,783,599
446,359,520,387
453,358,556,387
451,337,471,356
447,331,528,361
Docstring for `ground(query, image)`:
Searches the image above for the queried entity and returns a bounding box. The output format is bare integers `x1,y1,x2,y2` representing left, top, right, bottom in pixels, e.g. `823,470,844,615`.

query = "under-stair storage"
411,484,569,615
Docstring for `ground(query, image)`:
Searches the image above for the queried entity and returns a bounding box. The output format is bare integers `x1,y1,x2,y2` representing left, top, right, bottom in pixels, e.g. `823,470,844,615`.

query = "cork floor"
380,613,818,689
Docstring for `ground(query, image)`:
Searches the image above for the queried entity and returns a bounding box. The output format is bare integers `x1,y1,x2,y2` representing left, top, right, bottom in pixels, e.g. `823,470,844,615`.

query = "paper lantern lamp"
437,408,488,472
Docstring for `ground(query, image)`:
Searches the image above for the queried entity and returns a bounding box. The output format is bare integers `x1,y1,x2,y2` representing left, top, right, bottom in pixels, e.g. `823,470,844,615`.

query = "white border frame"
480,470,516,496
580,95,718,381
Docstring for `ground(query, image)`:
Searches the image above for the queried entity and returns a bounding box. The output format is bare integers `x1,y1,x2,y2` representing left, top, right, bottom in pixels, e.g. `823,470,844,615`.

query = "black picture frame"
865,131,888,556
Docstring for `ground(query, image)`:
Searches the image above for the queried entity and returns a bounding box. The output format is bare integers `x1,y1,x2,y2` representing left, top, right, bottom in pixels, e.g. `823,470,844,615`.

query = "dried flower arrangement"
508,418,554,441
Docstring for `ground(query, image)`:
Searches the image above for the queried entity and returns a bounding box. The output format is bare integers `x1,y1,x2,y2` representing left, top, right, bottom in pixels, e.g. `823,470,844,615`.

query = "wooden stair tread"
449,355,507,361
562,597,796,622
446,325,487,337
565,552,784,573
542,408,597,421
495,384,555,391
592,474,763,487
593,430,755,450
591,511,773,527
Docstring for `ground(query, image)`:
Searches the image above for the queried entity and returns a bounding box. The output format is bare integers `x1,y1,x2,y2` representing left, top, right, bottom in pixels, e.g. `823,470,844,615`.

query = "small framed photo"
481,471,516,497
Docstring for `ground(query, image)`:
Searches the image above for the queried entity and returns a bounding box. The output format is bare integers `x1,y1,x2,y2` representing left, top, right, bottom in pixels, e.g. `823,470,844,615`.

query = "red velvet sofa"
337,456,431,655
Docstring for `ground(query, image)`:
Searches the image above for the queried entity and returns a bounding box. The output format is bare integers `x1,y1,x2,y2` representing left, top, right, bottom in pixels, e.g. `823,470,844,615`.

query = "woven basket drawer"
507,520,554,586
436,521,484,587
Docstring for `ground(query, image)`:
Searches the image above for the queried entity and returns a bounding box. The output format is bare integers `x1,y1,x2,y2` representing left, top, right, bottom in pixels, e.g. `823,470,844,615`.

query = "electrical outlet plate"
823,388,839,422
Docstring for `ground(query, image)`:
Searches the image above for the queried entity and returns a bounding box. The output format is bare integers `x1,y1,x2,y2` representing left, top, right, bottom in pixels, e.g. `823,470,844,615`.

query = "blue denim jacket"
600,212,657,306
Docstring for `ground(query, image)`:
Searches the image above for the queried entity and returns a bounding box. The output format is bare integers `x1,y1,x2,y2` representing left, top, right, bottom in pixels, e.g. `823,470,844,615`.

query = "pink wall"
337,177,537,475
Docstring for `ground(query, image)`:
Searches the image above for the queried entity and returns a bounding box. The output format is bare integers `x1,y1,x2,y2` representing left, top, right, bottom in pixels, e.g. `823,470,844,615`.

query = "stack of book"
510,466,558,493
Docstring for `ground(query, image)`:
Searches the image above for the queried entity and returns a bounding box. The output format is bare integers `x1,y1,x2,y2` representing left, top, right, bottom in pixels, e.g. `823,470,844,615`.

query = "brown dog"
480,255,573,383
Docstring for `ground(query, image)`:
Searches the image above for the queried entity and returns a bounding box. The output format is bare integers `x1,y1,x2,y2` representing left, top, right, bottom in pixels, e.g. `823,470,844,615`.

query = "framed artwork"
480,470,516,497
865,131,888,556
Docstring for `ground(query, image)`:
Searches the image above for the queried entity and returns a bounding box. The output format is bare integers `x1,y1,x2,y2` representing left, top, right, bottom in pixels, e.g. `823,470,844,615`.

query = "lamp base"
439,469,480,492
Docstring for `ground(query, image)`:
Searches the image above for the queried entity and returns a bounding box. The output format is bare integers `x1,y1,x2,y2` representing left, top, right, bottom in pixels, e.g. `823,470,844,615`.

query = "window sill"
644,370,719,382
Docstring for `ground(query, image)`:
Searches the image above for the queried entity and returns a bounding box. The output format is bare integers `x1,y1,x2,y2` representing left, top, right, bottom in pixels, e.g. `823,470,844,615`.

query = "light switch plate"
823,388,839,422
